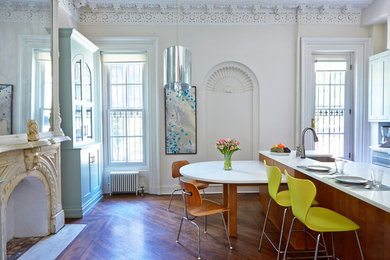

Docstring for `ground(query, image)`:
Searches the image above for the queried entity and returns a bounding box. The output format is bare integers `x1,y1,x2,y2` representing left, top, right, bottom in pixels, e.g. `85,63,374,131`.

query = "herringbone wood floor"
57,193,278,260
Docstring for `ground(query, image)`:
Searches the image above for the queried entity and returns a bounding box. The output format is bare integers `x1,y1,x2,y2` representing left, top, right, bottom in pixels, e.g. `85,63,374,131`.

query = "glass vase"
223,154,232,171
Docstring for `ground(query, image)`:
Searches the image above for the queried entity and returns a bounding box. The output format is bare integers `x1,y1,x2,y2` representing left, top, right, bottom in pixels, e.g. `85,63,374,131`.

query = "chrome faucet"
296,127,319,159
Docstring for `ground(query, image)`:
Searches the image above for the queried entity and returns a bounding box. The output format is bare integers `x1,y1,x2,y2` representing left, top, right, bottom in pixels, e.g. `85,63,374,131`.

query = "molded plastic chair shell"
264,162,291,208
283,171,363,260
285,171,360,231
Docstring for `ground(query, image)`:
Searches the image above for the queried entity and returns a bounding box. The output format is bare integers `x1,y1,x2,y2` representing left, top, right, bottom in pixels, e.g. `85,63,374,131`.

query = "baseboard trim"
82,191,103,215
64,191,103,218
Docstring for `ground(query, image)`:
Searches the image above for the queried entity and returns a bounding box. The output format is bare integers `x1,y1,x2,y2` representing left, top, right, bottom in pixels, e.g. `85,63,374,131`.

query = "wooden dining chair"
167,160,209,210
176,180,232,260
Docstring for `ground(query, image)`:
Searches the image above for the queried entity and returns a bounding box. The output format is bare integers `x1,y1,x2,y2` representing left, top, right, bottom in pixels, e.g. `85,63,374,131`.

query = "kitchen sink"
306,155,335,162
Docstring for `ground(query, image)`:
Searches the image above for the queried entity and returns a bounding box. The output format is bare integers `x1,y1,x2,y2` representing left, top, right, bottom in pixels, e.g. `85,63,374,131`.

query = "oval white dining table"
180,160,278,237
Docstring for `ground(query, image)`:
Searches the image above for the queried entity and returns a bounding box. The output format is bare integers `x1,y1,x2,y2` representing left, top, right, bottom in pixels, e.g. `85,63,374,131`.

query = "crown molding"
77,4,362,25
58,0,79,20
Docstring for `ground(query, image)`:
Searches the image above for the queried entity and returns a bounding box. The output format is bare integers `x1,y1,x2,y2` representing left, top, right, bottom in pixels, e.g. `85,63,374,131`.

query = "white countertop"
180,160,286,184
369,145,390,153
260,150,390,214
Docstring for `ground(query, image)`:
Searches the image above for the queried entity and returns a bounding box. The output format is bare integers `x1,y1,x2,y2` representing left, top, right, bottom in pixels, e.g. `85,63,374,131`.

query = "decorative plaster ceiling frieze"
59,0,79,19
77,3,362,25
0,1,50,24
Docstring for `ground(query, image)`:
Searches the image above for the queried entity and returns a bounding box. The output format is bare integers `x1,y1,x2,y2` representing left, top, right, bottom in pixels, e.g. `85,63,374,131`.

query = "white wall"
78,23,370,194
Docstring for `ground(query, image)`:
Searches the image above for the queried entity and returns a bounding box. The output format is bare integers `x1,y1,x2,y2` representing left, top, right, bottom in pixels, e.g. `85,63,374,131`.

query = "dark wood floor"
57,193,279,260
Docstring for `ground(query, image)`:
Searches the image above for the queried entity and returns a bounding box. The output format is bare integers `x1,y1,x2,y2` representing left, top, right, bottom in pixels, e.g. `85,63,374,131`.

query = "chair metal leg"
303,225,308,250
331,232,335,259
220,212,233,250
258,198,272,252
195,222,201,260
168,188,181,210
202,188,206,198
176,217,184,242
283,217,296,260
355,230,364,260
321,232,328,257
314,233,321,259
276,207,288,260
186,220,202,259
204,216,207,234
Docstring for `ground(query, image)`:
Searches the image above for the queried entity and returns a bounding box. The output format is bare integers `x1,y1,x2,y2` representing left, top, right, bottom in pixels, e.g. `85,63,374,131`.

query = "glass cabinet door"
73,60,94,144
75,105,83,142
84,63,92,102
74,60,82,100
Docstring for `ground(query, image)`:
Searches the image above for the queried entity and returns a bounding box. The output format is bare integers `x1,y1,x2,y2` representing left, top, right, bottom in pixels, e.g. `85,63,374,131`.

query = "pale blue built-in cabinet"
59,28,103,218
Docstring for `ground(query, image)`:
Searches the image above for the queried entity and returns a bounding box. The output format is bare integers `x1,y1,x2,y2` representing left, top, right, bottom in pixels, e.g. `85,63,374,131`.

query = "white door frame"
311,54,353,159
298,38,371,162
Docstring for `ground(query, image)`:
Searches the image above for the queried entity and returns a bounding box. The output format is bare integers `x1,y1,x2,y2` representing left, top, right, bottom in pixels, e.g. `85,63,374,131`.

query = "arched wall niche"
204,61,260,160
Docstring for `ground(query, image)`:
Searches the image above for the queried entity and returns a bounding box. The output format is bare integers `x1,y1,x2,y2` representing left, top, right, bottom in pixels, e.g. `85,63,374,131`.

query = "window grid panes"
107,62,145,164
314,61,347,158
36,54,52,132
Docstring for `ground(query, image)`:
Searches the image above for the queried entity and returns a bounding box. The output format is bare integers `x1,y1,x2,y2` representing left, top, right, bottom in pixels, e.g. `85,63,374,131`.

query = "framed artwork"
0,84,13,135
165,87,197,154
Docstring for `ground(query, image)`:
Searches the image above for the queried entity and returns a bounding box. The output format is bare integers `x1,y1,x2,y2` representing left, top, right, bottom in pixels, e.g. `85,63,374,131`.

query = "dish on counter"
270,143,291,154
335,176,368,184
304,165,332,172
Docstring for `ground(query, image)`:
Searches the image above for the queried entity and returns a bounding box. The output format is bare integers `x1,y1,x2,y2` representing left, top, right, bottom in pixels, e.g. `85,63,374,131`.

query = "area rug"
18,224,86,260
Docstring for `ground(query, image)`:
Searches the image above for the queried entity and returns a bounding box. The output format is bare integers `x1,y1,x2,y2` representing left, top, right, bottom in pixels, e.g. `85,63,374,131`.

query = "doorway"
312,54,353,159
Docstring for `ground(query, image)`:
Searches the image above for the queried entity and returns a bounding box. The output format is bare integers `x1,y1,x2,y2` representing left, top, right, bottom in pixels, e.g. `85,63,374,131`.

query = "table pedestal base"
223,184,237,237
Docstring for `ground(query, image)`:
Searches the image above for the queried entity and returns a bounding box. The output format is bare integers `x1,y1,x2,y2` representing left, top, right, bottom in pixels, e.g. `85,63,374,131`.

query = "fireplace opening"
5,176,50,244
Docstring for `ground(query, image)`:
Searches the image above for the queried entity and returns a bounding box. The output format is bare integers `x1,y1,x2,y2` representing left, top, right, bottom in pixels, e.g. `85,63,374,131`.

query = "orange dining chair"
176,180,232,260
168,160,209,210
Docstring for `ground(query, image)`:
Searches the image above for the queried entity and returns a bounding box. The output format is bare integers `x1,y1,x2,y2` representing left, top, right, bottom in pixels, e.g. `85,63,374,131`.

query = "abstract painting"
165,87,197,154
0,84,13,135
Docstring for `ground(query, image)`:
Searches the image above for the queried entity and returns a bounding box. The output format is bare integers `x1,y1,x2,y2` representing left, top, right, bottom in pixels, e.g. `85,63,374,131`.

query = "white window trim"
298,38,372,162
92,37,160,194
17,35,50,134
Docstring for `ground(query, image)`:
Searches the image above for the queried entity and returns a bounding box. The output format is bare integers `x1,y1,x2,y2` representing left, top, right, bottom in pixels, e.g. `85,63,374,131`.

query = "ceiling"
74,0,375,8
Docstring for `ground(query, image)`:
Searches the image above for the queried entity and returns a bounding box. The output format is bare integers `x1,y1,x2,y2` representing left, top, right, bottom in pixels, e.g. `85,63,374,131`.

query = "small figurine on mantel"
27,120,40,142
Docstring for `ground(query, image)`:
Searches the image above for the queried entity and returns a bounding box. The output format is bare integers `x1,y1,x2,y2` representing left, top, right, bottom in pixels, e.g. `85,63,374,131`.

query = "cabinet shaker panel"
368,50,390,122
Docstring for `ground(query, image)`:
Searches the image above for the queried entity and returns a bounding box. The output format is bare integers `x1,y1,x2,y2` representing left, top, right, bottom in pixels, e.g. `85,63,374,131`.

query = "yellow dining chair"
283,171,364,260
258,161,318,260
176,180,232,260
167,160,209,210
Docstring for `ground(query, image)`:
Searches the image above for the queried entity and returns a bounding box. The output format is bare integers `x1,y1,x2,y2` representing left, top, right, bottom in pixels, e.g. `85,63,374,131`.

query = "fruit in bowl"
270,143,291,153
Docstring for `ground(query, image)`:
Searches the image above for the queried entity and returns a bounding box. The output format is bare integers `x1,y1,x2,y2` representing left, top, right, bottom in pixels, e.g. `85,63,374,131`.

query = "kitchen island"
259,151,390,260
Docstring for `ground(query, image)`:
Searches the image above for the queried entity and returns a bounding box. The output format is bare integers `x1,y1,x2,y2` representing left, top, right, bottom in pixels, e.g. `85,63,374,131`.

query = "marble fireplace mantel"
0,133,69,260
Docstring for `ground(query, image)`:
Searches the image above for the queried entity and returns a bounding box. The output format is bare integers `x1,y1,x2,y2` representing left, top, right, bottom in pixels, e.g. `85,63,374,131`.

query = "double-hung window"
33,50,52,132
104,53,147,165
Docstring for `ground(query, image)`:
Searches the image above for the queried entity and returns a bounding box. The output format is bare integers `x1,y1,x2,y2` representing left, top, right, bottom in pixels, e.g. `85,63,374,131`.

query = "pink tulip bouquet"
215,138,240,170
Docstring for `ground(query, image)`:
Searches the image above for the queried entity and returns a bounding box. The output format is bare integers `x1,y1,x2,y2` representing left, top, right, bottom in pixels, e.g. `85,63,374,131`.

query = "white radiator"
110,171,139,195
